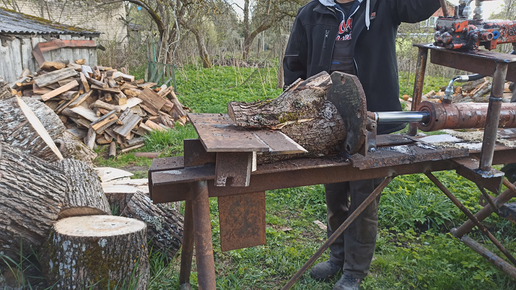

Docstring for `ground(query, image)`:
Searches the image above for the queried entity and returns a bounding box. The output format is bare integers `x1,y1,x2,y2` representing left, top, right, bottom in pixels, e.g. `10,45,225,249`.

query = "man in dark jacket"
283,0,440,289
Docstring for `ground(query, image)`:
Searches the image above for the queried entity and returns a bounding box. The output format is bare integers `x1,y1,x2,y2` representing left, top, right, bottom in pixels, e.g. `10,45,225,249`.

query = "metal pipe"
409,47,429,136
281,176,394,290
454,179,516,238
375,111,430,124
426,172,516,266
191,181,217,290
452,233,516,279
440,0,450,17
480,62,508,170
179,200,194,290
417,101,516,132
477,185,498,213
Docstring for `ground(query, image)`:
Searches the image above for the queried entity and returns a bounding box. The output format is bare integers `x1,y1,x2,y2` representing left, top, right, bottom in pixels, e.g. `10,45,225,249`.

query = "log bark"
227,71,347,162
40,215,150,290
0,98,96,163
53,159,111,219
55,131,98,167
0,97,65,162
0,76,11,100
0,144,110,261
121,191,184,259
0,144,68,260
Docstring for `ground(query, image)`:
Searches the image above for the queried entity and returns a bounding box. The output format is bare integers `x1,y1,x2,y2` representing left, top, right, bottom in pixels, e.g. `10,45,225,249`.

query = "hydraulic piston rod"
374,111,430,124
372,101,516,132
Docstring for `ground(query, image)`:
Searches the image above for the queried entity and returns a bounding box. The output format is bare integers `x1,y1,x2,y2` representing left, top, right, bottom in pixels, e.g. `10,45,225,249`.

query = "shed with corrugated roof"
0,7,100,83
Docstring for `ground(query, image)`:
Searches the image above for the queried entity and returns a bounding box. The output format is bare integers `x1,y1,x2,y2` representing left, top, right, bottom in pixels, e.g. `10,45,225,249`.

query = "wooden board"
139,87,166,111
16,97,64,160
41,80,79,101
34,67,77,87
114,114,142,137
189,113,306,154
95,167,133,183
252,130,307,154
70,106,99,122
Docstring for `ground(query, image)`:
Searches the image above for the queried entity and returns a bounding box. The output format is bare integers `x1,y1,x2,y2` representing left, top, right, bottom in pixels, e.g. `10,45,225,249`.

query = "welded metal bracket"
453,157,504,195
215,152,254,187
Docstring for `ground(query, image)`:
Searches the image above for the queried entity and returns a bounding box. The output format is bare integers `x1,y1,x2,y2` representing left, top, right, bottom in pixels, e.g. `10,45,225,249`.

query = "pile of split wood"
0,80,183,289
419,78,514,104
10,60,189,157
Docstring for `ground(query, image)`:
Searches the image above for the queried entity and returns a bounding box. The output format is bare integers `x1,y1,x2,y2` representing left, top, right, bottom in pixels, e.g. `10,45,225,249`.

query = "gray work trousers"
324,178,383,279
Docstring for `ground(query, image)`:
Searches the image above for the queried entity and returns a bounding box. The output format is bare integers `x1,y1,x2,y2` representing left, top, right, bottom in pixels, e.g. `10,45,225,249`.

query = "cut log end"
53,215,145,236
41,215,149,290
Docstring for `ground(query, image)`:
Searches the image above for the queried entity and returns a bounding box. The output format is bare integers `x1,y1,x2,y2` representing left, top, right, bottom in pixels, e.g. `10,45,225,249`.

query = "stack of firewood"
421,78,514,103
401,78,515,110
10,59,189,156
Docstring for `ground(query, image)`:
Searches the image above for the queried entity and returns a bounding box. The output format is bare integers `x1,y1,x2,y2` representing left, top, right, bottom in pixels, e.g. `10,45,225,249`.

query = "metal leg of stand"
408,47,428,136
179,200,194,290
480,62,508,170
191,181,216,290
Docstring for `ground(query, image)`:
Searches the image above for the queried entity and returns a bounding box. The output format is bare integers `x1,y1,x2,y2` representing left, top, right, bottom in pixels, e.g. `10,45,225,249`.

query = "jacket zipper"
354,58,359,78
319,29,331,66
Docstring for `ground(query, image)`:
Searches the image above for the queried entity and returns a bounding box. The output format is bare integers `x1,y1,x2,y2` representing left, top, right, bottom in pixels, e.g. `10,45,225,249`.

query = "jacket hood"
318,0,370,30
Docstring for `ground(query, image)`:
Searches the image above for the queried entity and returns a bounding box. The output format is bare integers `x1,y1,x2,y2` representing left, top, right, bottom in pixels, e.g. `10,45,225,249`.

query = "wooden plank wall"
0,34,97,83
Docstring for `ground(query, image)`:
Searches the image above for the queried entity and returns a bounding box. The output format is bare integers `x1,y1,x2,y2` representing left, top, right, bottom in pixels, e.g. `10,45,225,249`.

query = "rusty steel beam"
179,200,194,290
416,44,516,82
191,181,216,290
453,234,516,279
149,147,516,203
480,62,509,170
426,173,516,266
454,179,516,237
281,176,394,290
409,46,429,136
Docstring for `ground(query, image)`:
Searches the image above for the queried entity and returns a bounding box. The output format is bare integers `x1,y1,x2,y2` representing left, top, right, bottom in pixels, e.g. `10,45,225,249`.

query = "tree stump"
121,191,184,259
227,71,347,162
0,143,111,261
40,215,150,290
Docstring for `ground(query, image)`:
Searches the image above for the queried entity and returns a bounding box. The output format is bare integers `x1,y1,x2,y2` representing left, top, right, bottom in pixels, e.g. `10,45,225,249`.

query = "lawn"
95,65,516,289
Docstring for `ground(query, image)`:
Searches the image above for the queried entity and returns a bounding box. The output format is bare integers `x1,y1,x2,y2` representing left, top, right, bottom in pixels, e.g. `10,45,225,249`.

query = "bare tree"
234,0,303,60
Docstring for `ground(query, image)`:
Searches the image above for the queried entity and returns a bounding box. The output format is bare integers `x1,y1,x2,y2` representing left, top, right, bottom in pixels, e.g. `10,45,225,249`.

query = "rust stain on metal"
218,192,266,252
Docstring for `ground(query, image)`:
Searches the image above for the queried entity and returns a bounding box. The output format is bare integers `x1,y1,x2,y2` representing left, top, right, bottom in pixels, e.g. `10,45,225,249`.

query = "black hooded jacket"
283,0,441,134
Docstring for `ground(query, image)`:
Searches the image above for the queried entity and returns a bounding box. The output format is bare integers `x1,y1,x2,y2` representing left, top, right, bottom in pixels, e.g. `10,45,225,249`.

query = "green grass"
6,64,516,289
143,65,516,289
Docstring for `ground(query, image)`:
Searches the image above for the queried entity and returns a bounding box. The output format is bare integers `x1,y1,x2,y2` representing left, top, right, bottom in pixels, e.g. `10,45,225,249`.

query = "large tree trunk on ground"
0,97,97,163
53,159,110,219
121,191,184,259
0,97,65,162
227,71,347,162
0,144,111,261
0,144,68,259
40,215,150,290
55,131,98,167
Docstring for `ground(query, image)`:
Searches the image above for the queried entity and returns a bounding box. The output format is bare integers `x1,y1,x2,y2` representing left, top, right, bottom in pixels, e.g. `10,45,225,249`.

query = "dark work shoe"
333,275,361,290
309,260,342,281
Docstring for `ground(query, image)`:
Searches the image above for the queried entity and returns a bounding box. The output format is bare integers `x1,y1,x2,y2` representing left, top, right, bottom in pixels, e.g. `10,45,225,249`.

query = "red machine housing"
434,17,516,50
